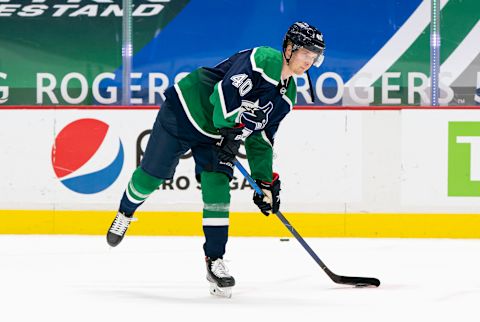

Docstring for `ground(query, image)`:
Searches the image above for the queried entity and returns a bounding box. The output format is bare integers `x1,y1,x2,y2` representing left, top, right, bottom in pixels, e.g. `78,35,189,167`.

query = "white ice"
0,235,479,322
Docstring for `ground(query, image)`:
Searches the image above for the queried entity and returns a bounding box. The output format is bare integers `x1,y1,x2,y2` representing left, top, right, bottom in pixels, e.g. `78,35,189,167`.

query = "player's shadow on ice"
82,288,330,306
75,277,347,306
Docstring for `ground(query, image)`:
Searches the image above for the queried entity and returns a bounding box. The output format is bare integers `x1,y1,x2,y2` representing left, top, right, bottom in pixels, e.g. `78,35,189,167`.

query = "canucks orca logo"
51,118,124,194
240,100,274,131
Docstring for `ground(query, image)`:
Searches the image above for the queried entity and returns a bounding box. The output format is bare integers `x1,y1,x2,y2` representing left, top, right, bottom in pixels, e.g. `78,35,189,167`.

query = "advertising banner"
5,107,480,213
402,109,480,209
2,107,480,237
0,108,362,212
0,0,478,106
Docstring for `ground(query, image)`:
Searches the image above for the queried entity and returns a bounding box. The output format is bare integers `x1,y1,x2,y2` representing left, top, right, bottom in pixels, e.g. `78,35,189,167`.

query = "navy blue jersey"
164,46,296,181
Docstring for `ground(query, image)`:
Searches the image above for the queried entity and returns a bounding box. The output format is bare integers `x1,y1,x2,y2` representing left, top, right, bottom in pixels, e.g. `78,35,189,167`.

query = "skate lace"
211,259,231,278
109,213,137,236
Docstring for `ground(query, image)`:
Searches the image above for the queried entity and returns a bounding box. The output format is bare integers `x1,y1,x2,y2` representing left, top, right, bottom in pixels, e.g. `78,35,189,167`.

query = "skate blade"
209,283,232,298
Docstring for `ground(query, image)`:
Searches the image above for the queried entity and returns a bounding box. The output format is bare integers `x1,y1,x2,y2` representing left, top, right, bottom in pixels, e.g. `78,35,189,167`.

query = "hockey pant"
119,167,231,259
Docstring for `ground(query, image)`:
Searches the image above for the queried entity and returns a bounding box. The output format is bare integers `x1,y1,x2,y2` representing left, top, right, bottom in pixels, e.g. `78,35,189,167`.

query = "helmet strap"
306,70,315,103
282,46,293,65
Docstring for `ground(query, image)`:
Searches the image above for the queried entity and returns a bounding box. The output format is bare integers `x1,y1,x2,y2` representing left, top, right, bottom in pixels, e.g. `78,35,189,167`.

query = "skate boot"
106,211,137,247
206,257,235,298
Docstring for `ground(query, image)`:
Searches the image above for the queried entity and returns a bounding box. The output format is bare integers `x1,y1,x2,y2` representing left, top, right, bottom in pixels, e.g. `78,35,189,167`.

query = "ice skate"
206,257,235,298
106,211,137,247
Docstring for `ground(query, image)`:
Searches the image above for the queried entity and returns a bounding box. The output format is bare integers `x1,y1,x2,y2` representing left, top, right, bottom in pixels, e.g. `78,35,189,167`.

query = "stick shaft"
234,160,329,271
234,160,380,287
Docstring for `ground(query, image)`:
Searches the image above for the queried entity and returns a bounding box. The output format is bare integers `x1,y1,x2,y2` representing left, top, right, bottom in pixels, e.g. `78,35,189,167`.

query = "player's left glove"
253,173,281,216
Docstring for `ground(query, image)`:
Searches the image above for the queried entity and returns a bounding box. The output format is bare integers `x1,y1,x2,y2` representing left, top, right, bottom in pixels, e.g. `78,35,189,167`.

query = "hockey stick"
234,160,380,287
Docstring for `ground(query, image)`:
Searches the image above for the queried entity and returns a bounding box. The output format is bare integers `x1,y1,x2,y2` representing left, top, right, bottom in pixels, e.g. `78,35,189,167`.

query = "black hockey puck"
279,238,290,241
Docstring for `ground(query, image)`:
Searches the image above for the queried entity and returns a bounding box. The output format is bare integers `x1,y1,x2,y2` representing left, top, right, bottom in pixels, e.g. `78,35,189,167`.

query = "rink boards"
1,106,480,237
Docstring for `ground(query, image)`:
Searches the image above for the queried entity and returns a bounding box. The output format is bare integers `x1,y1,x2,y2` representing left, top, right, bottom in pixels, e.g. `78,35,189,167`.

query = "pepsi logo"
52,118,124,194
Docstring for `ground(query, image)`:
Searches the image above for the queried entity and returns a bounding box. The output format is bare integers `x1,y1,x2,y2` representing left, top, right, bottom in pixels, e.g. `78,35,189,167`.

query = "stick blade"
335,275,381,287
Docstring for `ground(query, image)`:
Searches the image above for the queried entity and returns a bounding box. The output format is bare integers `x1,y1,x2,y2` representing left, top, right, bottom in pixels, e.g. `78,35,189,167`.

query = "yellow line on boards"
0,210,480,238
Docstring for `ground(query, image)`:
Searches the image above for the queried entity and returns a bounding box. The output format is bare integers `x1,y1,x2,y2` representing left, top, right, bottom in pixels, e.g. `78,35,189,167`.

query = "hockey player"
107,21,325,298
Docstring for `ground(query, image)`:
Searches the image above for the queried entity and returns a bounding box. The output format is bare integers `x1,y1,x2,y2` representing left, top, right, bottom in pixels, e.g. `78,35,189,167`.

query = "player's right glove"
253,173,281,216
216,126,244,162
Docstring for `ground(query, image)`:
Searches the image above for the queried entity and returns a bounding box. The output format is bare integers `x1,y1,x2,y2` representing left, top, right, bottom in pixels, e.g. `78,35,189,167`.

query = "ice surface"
0,235,479,322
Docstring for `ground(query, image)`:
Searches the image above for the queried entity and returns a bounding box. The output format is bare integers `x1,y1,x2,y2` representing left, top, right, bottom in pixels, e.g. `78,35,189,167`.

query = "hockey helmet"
283,21,325,67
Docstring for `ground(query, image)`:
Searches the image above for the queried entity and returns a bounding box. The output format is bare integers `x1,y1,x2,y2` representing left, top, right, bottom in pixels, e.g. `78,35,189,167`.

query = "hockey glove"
253,173,281,216
216,126,244,162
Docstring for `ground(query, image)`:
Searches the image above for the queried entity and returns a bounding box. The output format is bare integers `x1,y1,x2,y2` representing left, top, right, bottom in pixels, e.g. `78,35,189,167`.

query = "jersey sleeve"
244,125,278,182
210,51,257,129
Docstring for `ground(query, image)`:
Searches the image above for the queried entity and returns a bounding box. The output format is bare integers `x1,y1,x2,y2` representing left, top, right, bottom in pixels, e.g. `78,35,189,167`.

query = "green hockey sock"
201,171,231,226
